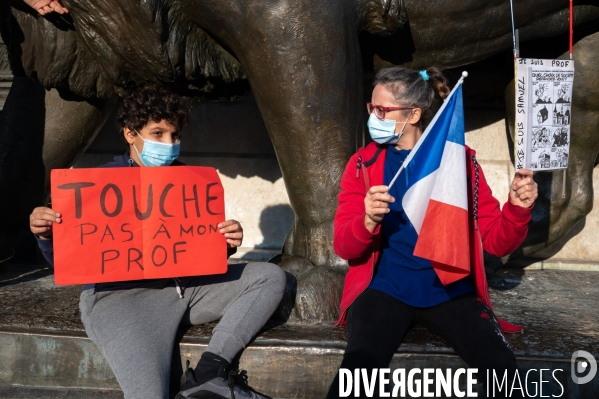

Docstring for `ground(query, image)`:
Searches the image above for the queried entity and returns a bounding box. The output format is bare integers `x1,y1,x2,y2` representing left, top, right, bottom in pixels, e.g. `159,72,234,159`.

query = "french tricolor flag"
388,77,470,285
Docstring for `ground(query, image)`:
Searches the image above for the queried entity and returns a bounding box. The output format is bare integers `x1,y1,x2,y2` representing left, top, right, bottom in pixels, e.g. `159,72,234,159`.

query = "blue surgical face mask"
367,113,410,145
132,132,180,166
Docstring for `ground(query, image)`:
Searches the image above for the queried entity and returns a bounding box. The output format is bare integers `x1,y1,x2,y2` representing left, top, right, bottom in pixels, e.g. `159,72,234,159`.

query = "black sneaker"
176,360,272,399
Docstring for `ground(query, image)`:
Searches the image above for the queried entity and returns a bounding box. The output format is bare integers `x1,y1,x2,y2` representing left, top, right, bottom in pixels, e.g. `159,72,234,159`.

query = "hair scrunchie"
419,70,429,81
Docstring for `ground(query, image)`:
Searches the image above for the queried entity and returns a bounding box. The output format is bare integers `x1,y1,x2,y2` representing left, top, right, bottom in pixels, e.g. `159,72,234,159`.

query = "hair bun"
426,67,450,100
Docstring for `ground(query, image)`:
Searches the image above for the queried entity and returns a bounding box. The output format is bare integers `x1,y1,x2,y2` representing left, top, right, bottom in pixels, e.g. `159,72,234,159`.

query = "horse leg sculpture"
0,82,116,261
189,0,363,321
38,90,118,194
0,77,46,262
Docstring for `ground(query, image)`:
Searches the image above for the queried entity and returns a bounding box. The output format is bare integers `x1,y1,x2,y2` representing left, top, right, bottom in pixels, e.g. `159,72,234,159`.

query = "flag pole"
509,0,518,59
387,71,468,191
562,0,574,199
569,0,573,60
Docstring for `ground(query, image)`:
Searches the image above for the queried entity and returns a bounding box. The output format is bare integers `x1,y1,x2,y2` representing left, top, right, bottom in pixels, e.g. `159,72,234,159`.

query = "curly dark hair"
116,87,192,136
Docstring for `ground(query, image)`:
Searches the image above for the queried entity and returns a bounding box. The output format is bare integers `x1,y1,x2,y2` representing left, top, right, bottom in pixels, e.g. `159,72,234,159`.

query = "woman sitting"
328,67,537,398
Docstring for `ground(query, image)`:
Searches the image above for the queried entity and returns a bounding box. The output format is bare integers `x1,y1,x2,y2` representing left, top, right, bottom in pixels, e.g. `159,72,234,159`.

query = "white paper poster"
514,58,574,171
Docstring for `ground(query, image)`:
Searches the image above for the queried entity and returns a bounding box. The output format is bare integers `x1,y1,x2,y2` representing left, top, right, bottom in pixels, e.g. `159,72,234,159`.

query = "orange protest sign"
50,166,228,285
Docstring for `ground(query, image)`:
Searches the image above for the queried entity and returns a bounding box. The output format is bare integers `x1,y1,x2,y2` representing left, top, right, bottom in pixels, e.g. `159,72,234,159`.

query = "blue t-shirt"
368,146,474,307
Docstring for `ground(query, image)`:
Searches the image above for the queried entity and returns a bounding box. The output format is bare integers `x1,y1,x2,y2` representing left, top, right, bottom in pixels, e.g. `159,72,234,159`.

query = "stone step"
1,263,597,398
0,384,124,399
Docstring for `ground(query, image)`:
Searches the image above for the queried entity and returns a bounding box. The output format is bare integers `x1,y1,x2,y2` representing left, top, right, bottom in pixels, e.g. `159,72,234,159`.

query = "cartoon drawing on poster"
538,150,551,169
514,58,574,171
556,148,569,167
534,83,552,104
531,127,551,151
555,83,571,103
536,105,549,125
552,127,569,147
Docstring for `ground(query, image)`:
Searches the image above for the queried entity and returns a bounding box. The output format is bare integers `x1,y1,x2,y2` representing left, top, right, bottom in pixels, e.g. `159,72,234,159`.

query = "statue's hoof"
270,254,345,323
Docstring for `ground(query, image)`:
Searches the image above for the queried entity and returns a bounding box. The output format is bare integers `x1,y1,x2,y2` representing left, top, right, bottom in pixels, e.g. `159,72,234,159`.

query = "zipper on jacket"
361,163,370,188
337,148,379,324
337,155,375,324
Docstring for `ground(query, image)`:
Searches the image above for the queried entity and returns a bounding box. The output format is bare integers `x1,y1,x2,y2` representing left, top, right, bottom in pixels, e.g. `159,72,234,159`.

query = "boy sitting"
29,87,286,399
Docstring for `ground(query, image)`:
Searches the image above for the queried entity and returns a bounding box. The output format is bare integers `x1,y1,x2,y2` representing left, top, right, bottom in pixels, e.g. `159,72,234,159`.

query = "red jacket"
333,143,532,333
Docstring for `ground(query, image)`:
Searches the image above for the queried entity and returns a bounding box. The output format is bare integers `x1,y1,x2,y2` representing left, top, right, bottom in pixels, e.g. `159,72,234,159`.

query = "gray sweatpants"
79,262,286,399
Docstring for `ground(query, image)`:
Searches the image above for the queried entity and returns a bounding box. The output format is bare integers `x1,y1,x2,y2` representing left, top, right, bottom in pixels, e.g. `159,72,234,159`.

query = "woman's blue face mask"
132,131,180,166
367,113,411,145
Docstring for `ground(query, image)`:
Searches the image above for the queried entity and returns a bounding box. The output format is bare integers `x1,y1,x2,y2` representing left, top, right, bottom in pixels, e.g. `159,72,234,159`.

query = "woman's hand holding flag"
363,185,395,233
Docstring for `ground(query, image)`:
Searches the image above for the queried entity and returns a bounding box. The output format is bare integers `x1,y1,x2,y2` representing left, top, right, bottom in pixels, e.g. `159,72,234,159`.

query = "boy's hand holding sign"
49,166,228,285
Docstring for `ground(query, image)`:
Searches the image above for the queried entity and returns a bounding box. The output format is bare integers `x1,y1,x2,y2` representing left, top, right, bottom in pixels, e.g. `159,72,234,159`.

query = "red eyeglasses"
366,103,416,120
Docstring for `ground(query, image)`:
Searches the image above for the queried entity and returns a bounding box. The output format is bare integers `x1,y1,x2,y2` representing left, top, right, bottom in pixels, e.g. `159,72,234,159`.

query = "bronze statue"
1,0,597,321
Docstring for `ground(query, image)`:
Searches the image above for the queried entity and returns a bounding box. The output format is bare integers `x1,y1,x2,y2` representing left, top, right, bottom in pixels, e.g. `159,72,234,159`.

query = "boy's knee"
263,262,287,287
248,261,287,289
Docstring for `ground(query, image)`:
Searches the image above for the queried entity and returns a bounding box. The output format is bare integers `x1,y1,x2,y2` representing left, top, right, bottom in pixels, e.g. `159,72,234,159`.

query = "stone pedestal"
1,262,597,398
